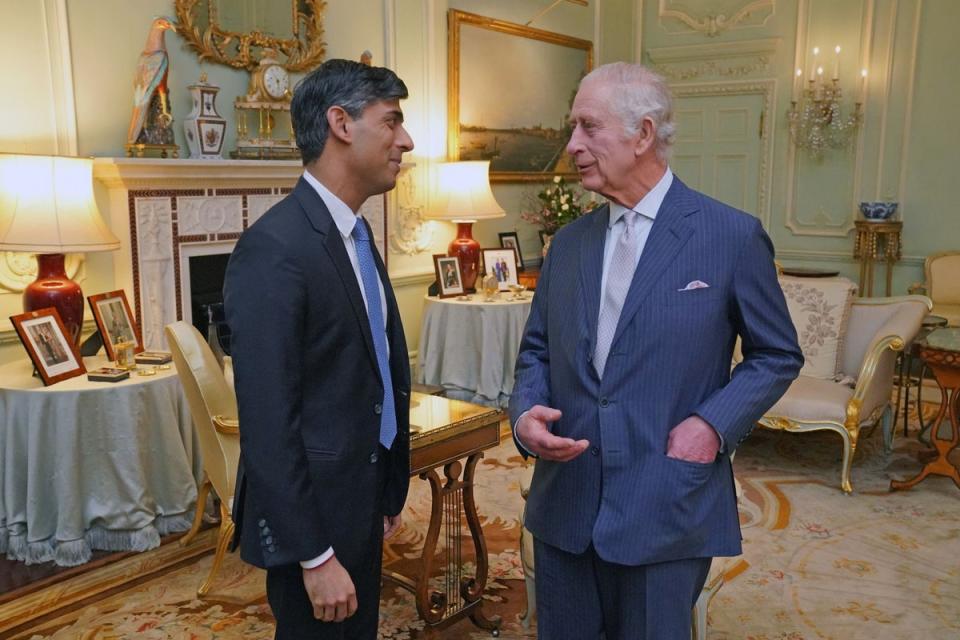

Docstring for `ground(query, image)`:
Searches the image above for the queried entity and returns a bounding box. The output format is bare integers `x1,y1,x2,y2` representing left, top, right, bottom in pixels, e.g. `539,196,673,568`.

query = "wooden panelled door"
671,93,764,218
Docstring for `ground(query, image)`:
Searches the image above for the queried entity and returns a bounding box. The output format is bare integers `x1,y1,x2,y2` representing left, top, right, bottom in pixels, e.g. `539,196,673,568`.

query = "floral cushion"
779,276,857,380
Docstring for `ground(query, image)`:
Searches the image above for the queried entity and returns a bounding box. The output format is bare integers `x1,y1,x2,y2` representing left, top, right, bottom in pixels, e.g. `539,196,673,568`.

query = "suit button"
591,446,599,456
599,398,609,408
262,527,271,536
258,519,267,528
268,545,276,553
374,403,383,415
369,451,379,464
265,536,273,545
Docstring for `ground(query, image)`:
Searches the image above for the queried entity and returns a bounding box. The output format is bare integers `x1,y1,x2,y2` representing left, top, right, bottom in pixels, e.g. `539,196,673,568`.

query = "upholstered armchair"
165,321,241,597
909,251,960,326
758,295,931,493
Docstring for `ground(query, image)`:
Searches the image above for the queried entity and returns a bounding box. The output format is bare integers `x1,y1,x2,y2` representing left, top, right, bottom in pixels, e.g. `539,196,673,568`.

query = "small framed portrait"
433,254,465,298
498,231,525,272
482,248,520,290
88,290,143,361
9,308,86,385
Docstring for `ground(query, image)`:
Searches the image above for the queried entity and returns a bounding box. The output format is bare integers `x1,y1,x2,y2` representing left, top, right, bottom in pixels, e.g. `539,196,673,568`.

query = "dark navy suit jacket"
510,177,802,566
223,177,411,570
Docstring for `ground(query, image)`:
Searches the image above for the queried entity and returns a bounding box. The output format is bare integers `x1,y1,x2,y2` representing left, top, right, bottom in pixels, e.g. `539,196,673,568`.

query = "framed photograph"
448,10,593,182
498,231,525,272
88,290,143,361
433,254,465,298
482,248,519,291
9,308,86,385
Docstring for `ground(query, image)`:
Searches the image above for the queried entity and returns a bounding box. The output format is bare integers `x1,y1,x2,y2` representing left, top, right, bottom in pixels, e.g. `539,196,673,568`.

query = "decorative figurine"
125,16,180,159
183,72,227,159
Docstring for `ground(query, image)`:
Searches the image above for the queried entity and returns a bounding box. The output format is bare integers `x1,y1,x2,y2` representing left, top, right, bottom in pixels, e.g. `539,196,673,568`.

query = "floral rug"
9,404,960,640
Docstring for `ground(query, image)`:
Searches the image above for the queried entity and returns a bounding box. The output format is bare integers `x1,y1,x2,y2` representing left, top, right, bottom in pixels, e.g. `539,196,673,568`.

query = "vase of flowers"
521,175,592,258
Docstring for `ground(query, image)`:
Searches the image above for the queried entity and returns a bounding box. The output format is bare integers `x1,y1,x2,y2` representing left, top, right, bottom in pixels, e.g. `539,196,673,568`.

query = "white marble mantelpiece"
93,158,303,349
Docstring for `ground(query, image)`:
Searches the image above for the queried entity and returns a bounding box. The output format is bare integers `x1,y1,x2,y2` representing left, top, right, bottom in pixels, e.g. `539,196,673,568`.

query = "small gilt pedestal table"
890,327,960,492
853,220,902,297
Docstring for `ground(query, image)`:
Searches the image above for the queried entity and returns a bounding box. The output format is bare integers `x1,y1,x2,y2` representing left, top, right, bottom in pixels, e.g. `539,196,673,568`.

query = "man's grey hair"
580,62,675,161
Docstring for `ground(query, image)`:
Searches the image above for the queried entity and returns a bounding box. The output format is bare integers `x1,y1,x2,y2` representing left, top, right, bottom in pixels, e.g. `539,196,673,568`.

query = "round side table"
890,327,960,492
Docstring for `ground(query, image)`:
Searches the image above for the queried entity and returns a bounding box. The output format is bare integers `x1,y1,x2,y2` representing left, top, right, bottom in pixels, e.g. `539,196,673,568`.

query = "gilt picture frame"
481,248,519,290
88,290,144,361
9,308,86,385
448,9,593,182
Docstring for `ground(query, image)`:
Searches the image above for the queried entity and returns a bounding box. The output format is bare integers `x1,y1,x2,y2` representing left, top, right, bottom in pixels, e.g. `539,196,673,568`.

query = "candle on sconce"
833,45,841,80
794,68,803,99
859,68,868,102
809,46,820,81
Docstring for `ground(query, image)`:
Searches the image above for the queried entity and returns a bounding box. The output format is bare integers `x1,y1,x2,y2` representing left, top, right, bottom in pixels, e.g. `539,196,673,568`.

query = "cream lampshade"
0,154,120,343
427,161,505,291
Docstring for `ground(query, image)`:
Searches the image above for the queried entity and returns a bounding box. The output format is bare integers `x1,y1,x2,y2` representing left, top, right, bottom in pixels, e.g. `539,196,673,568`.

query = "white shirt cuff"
300,546,335,569
514,411,538,458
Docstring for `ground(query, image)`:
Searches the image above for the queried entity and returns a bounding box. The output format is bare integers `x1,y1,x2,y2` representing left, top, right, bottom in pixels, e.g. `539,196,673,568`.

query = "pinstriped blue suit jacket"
510,177,803,565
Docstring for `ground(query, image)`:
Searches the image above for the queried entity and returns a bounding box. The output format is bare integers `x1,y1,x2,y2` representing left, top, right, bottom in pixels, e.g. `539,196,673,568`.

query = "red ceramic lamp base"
448,222,480,291
23,253,84,344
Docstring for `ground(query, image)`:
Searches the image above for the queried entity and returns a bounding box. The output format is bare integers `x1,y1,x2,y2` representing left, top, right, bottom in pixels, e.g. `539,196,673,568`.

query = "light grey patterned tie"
594,210,639,378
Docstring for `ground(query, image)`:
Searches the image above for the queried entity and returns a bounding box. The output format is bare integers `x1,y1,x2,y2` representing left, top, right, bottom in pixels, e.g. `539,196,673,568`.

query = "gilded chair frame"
757,295,933,493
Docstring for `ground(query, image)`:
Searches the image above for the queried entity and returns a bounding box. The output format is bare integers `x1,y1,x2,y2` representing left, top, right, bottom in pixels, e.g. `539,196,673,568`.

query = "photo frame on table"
433,254,466,298
481,248,519,291
498,231,525,272
88,290,143,361
447,9,593,182
9,308,86,385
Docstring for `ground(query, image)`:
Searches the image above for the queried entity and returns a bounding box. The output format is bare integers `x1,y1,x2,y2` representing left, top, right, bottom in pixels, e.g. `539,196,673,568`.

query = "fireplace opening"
188,253,231,354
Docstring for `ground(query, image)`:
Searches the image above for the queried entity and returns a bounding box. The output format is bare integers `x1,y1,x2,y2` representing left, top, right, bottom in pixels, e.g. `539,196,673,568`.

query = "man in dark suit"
223,59,414,639
510,62,803,639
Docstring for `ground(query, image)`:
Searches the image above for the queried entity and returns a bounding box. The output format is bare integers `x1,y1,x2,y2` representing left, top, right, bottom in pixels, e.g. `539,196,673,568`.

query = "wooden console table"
890,327,960,492
853,220,902,297
385,392,502,637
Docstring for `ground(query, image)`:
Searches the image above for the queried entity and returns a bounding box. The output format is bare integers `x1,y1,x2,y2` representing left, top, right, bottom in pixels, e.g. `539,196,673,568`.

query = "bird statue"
126,16,178,151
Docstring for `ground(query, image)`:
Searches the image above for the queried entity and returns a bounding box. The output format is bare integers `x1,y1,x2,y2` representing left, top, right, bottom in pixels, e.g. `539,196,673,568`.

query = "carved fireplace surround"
93,158,303,350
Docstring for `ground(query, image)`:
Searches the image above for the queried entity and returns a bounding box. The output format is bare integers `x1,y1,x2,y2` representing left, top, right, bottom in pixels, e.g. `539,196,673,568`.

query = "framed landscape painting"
448,9,593,182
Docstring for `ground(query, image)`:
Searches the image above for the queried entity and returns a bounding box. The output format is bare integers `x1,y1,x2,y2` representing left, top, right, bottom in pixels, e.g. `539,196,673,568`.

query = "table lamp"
0,154,120,343
428,161,505,291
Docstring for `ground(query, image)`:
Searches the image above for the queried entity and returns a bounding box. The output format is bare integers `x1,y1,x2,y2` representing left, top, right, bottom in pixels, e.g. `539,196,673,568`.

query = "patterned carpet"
8,404,960,640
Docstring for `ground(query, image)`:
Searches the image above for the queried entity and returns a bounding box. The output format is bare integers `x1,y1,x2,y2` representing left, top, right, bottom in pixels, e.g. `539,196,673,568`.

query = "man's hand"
384,514,402,539
516,405,589,461
666,415,721,463
302,555,358,622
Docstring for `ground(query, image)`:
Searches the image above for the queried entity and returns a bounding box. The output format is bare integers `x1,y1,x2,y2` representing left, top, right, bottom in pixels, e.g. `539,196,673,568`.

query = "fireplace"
90,159,307,348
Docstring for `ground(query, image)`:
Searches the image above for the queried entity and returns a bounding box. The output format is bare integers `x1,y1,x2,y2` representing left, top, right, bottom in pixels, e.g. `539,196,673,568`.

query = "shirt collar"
608,167,674,229
302,170,359,238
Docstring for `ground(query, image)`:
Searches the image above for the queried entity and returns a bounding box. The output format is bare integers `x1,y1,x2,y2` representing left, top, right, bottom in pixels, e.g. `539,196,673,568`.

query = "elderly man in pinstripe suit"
510,62,803,639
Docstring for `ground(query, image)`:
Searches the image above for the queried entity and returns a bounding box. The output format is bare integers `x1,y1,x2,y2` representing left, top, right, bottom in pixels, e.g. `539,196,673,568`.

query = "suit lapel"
579,204,610,356
293,179,381,379
610,178,697,349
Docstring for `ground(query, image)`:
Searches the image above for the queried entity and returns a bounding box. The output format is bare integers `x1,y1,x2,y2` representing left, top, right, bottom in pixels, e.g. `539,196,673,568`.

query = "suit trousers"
533,538,711,640
266,447,388,640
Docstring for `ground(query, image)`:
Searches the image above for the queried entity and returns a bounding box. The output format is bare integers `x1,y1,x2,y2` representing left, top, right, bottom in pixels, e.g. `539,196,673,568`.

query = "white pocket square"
678,280,710,291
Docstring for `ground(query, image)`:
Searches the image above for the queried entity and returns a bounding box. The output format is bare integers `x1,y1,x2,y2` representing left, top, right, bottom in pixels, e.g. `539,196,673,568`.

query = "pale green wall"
2,0,957,367
639,0,958,295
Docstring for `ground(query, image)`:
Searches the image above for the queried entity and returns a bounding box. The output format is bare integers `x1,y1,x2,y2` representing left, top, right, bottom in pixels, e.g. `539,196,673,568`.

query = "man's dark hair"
291,59,408,165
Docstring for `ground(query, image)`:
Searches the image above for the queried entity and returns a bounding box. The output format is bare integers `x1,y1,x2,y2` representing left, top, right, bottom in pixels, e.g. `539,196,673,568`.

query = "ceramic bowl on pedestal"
859,201,898,221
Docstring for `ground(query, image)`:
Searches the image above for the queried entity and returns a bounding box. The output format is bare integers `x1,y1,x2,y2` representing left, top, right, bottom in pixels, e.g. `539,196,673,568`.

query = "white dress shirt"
299,171,389,569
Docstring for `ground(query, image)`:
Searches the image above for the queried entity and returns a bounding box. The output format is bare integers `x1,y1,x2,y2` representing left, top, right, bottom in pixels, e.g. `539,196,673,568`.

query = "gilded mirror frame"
447,10,593,182
174,0,326,71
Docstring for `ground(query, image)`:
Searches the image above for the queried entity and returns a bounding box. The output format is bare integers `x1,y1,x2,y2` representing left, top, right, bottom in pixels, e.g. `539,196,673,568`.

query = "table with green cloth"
0,354,202,566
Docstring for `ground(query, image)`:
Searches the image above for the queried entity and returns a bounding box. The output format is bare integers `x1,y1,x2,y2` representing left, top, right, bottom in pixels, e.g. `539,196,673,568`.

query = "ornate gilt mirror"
174,0,326,71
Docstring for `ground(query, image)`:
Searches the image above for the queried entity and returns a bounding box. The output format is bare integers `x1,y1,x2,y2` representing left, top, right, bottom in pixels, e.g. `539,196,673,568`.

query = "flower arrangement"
520,175,593,234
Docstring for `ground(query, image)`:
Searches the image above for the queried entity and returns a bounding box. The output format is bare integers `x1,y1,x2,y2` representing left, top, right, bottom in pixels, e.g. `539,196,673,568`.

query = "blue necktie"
352,219,397,449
